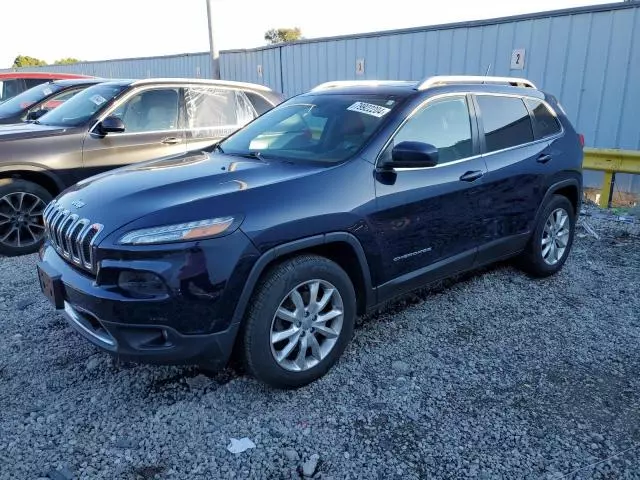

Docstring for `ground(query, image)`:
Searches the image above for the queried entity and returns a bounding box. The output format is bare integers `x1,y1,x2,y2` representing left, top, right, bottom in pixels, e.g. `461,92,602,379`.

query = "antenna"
483,63,492,83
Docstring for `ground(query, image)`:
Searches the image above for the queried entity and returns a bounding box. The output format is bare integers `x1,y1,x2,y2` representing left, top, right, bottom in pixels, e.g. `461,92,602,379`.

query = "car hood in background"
0,122,71,140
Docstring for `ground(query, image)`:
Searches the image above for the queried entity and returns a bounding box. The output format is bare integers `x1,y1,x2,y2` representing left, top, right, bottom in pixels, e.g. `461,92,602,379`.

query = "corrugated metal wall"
1,52,212,79
2,2,639,191
221,2,640,152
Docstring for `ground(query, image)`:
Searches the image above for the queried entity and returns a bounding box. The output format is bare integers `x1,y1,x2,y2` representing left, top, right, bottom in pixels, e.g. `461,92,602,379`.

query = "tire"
518,194,576,277
0,178,53,256
241,254,356,389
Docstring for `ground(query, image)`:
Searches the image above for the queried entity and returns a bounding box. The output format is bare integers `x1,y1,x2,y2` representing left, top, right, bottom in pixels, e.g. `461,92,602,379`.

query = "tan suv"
0,78,283,256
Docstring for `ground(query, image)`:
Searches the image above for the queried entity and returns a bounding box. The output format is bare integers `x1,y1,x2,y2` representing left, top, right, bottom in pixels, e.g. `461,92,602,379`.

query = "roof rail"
311,80,414,91
416,75,537,90
131,78,273,91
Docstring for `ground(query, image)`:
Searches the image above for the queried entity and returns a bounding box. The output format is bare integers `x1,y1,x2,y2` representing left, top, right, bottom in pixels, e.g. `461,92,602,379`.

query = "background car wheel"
0,179,52,257
517,194,576,277
241,254,356,389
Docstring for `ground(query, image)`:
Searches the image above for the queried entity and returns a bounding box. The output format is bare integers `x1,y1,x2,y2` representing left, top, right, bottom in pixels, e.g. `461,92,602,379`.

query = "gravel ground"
1,210,639,479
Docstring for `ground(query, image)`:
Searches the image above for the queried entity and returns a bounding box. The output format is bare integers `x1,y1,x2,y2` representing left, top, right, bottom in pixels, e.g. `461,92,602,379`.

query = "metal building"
2,1,639,191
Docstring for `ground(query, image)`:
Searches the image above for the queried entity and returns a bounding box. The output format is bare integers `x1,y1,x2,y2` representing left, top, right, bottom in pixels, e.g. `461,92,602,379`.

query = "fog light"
118,270,167,298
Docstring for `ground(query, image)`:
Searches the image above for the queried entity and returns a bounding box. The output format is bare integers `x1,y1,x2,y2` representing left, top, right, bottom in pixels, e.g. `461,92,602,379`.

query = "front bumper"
37,230,259,366
61,300,240,367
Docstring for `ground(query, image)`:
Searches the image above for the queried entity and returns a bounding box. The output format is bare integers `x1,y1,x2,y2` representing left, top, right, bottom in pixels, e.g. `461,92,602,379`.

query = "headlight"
119,217,236,245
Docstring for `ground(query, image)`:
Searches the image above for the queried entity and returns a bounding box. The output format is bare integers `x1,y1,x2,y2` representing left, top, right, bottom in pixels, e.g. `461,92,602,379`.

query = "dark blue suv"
36,76,583,388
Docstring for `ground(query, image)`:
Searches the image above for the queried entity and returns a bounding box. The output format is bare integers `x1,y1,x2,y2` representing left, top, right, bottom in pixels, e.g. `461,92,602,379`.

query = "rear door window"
185,86,258,138
476,95,534,153
524,98,562,139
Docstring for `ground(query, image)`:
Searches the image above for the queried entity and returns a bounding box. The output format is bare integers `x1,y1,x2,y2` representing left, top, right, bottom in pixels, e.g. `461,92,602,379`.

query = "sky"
1,0,617,68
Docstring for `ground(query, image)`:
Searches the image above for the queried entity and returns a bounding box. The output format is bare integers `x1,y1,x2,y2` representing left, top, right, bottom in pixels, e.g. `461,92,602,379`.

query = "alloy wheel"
270,279,344,372
0,192,47,249
541,207,570,265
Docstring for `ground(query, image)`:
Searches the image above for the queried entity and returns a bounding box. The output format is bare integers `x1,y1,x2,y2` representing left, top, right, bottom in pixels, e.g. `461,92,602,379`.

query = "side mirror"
27,110,47,121
99,116,125,134
389,141,439,168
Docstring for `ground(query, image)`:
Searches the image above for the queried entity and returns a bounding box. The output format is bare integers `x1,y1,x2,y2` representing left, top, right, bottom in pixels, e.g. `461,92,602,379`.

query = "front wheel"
518,194,576,277
241,255,356,389
0,179,52,256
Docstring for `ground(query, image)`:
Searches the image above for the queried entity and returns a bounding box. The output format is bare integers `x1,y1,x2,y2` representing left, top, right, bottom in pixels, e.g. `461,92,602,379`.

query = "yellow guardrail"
583,148,640,208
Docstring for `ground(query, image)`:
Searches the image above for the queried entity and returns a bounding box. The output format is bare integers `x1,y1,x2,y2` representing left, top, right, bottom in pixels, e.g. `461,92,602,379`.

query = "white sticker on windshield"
42,87,52,96
347,102,391,118
90,94,107,106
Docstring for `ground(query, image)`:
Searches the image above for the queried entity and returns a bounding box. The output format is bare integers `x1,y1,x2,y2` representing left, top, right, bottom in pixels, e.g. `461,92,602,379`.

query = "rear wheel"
241,255,356,389
518,194,575,277
0,179,52,256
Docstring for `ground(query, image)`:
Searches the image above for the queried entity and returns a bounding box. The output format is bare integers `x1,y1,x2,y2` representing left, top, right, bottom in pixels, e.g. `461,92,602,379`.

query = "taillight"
578,134,585,147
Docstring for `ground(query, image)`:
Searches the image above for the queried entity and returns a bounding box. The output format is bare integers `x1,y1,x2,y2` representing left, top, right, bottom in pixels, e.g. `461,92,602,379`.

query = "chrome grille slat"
42,202,102,273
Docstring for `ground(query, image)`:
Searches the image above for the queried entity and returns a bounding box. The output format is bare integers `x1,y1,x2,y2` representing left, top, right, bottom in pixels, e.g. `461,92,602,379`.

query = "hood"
0,122,70,140
55,150,323,238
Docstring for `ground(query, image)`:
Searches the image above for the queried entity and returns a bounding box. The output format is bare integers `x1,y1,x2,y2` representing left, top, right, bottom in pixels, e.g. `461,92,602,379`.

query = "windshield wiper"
213,143,225,154
232,151,268,163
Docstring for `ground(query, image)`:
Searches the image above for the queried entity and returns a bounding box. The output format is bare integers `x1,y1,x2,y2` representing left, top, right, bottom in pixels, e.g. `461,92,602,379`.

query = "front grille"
43,201,103,271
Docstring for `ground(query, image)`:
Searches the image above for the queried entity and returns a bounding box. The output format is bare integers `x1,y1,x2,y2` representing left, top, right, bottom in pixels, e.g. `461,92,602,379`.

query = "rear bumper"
61,300,239,367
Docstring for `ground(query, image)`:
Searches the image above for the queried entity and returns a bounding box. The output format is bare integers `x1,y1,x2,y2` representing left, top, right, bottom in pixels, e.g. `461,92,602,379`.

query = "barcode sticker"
90,94,107,106
347,102,391,118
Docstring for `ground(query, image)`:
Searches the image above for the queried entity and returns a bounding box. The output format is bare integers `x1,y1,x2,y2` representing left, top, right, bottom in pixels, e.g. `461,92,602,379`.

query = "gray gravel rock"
284,448,299,462
391,360,411,374
301,453,320,477
1,209,639,479
46,466,73,480
84,357,101,372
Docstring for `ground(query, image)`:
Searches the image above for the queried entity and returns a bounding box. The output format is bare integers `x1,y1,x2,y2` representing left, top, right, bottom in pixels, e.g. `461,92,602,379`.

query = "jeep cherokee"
36,76,583,388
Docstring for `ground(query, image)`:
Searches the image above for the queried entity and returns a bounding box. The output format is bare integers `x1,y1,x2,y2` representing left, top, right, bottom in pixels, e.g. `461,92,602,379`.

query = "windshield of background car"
37,84,128,127
219,94,403,163
0,82,64,116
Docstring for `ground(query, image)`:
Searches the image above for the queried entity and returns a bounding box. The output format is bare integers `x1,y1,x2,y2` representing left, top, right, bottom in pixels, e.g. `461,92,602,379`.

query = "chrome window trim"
376,91,564,172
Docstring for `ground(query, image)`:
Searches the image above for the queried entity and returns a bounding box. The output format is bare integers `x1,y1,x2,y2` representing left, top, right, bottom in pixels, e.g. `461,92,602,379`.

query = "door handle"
161,137,182,145
459,170,484,182
537,154,552,164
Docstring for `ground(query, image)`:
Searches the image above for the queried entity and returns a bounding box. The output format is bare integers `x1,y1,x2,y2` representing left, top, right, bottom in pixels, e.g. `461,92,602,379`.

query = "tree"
264,27,302,45
54,58,80,65
12,55,47,68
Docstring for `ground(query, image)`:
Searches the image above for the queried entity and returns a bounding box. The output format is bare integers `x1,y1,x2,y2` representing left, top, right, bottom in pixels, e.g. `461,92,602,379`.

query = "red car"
0,72,93,103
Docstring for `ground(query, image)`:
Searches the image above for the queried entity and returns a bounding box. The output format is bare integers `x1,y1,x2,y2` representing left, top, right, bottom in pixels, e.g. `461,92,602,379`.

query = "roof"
0,72,93,80
50,78,106,87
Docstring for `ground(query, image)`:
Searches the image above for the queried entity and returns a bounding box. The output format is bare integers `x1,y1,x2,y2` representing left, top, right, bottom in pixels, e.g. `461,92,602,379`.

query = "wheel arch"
0,165,65,197
231,232,375,325
534,177,582,227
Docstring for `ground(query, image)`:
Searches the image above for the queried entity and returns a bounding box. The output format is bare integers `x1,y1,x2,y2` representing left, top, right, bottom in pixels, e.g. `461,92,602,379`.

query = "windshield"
37,84,128,127
219,94,403,163
0,82,63,116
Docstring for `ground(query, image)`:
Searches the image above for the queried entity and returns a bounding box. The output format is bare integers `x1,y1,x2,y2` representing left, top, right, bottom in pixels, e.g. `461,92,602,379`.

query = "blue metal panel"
464,27,483,75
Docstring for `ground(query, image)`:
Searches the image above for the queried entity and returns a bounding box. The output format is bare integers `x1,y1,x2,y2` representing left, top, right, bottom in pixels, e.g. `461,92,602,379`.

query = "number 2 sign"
511,49,525,70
